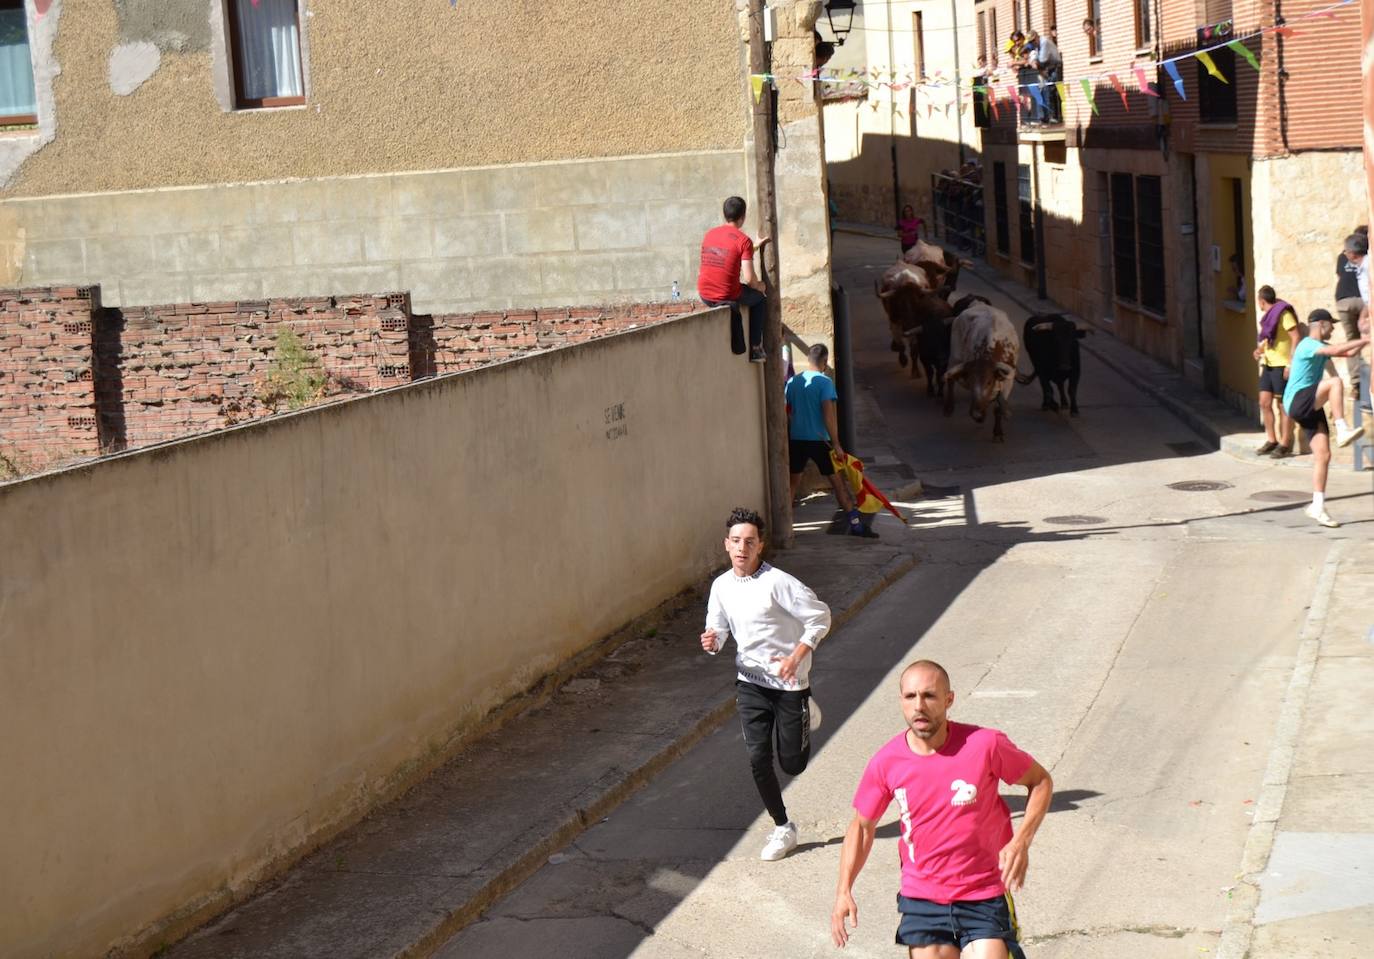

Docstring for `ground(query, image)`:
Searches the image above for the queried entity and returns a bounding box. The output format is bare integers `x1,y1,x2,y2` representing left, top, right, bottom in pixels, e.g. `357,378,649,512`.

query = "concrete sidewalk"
1221,540,1374,958
160,404,921,959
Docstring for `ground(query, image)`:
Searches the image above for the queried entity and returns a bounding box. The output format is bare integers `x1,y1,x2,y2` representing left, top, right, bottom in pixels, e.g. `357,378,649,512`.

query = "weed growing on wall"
258,329,327,412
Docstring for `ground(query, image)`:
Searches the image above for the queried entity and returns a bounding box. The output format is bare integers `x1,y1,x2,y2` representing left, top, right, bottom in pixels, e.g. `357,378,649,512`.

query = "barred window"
1136,175,1166,313
993,162,1011,255
0,0,37,126
1110,172,1137,302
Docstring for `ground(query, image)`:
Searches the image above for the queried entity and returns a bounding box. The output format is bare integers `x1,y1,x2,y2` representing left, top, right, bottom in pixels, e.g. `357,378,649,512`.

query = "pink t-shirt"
852,722,1034,903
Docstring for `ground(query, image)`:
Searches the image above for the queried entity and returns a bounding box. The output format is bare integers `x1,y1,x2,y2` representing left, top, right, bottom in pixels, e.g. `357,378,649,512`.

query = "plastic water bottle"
671,280,681,302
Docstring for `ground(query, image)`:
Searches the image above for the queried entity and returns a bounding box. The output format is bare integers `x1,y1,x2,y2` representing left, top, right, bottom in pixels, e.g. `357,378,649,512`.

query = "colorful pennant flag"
1080,78,1099,115
1004,84,1020,112
750,75,766,103
1056,81,1068,111
989,94,1001,121
1226,39,1260,71
1108,73,1130,110
1196,51,1228,83
1163,60,1186,99
1134,67,1161,97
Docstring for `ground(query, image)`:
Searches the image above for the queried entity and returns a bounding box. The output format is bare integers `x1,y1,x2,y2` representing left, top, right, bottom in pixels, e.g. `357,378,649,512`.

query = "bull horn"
994,362,1015,380
1015,369,1035,386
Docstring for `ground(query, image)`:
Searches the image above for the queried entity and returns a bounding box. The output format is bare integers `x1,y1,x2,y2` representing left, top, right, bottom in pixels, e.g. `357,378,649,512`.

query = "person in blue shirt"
785,343,867,535
1281,308,1368,527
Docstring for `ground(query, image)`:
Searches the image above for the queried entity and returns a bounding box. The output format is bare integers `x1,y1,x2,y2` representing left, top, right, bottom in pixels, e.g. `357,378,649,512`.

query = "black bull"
1016,313,1087,415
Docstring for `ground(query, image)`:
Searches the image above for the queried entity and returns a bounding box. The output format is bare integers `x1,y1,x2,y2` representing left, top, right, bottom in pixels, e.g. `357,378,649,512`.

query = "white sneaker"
808,695,823,731
1335,423,1365,448
760,822,798,861
1305,503,1340,528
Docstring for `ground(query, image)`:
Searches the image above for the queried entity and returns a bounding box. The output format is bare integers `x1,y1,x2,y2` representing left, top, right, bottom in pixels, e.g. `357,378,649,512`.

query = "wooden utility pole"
747,0,794,547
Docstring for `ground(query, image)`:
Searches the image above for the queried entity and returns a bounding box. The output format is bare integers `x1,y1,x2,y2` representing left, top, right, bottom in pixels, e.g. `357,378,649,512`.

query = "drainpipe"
889,0,902,223
1032,146,1047,300
952,0,966,165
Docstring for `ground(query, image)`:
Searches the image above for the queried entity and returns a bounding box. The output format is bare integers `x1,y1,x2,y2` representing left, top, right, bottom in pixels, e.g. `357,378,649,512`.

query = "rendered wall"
0,306,766,959
2,1,744,196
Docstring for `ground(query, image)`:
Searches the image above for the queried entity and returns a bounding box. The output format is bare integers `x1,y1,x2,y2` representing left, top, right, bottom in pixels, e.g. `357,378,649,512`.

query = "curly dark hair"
726,507,765,537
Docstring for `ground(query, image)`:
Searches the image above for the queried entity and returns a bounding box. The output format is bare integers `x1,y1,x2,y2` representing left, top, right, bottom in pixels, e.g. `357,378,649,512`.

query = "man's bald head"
900,660,951,692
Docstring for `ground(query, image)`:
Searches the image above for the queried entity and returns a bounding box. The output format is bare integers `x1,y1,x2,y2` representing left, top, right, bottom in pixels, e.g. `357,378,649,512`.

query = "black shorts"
1285,384,1329,434
895,893,1026,956
789,439,835,476
1258,365,1287,396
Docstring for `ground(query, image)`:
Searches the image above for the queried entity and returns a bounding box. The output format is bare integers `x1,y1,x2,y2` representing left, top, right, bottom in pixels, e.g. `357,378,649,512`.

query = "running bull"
1016,313,1088,415
943,301,1021,441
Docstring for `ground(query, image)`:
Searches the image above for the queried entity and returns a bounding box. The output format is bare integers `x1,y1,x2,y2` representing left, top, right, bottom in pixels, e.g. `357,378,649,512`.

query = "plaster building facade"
0,0,829,332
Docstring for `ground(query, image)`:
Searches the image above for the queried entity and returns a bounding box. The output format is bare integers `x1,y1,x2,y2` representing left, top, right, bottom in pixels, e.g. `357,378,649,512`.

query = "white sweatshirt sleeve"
704,579,731,655
776,575,831,649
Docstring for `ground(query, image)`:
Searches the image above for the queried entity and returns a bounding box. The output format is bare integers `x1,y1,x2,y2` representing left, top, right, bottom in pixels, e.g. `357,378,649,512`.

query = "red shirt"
852,722,1035,903
697,224,754,302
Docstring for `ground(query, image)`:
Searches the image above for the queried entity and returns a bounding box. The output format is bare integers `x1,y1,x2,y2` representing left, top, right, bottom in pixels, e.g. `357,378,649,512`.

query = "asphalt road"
435,234,1374,958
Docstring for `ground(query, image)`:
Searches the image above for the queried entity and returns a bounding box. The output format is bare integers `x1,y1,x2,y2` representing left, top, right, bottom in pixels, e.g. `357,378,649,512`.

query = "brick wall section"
0,287,102,467
98,295,415,449
415,303,697,377
0,286,700,472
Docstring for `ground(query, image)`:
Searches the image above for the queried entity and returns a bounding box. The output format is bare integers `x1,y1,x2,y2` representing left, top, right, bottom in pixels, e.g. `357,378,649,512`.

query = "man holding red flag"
785,343,868,536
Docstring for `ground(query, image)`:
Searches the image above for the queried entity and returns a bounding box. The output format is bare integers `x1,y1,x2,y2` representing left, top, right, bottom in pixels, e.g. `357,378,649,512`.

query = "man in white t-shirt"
700,506,831,861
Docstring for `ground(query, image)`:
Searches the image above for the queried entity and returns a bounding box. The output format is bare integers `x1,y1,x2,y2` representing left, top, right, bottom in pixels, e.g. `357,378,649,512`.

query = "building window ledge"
1198,122,1239,131
1115,296,1168,323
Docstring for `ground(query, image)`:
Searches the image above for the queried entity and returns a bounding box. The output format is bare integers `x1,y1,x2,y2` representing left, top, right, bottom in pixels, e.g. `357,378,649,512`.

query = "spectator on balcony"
1028,28,1062,123
1082,18,1099,57
1009,31,1036,122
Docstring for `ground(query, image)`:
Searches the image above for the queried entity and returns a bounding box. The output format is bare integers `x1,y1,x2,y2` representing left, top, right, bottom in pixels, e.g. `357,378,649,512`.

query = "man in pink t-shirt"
831,660,1053,957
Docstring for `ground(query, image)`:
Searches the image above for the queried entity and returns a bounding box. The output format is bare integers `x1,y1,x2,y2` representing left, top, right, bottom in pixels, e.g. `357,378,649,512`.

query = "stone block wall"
1,284,698,475
2,151,747,315
0,287,102,470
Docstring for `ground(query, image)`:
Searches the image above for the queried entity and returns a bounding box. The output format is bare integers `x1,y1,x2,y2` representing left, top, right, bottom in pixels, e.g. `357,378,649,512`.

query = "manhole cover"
1167,480,1233,492
1043,514,1107,525
1248,489,1310,503
922,484,962,498
1166,440,1210,456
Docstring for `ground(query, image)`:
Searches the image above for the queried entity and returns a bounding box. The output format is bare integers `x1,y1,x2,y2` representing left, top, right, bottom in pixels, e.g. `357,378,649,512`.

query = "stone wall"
3,151,748,315
1,284,694,476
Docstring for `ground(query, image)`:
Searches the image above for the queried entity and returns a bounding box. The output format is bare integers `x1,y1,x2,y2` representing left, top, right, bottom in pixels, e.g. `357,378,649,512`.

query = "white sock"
1313,492,1325,510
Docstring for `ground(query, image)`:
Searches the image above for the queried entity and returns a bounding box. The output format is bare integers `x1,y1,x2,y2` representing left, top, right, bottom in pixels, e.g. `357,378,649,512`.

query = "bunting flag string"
1108,74,1130,111
1226,39,1261,71
1163,60,1186,99
1080,78,1099,115
745,0,1351,116
1195,50,1228,83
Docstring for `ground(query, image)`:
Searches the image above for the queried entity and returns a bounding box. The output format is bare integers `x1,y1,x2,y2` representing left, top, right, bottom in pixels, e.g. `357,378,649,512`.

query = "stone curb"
1214,541,1344,959
393,549,918,958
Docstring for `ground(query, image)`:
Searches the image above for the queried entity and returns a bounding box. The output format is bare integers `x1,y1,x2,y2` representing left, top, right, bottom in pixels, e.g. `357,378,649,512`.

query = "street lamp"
825,0,857,46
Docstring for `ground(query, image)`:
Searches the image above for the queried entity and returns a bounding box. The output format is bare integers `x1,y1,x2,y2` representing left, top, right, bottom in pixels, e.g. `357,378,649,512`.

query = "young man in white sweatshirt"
701,507,832,861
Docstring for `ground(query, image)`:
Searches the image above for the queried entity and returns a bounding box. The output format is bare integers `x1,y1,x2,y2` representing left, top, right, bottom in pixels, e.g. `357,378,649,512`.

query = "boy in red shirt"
832,660,1053,957
698,195,770,362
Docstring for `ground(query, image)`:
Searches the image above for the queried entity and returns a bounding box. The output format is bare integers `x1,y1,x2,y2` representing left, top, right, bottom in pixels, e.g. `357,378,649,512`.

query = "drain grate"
1043,514,1107,526
1166,440,1210,457
1167,480,1233,492
1248,489,1310,503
